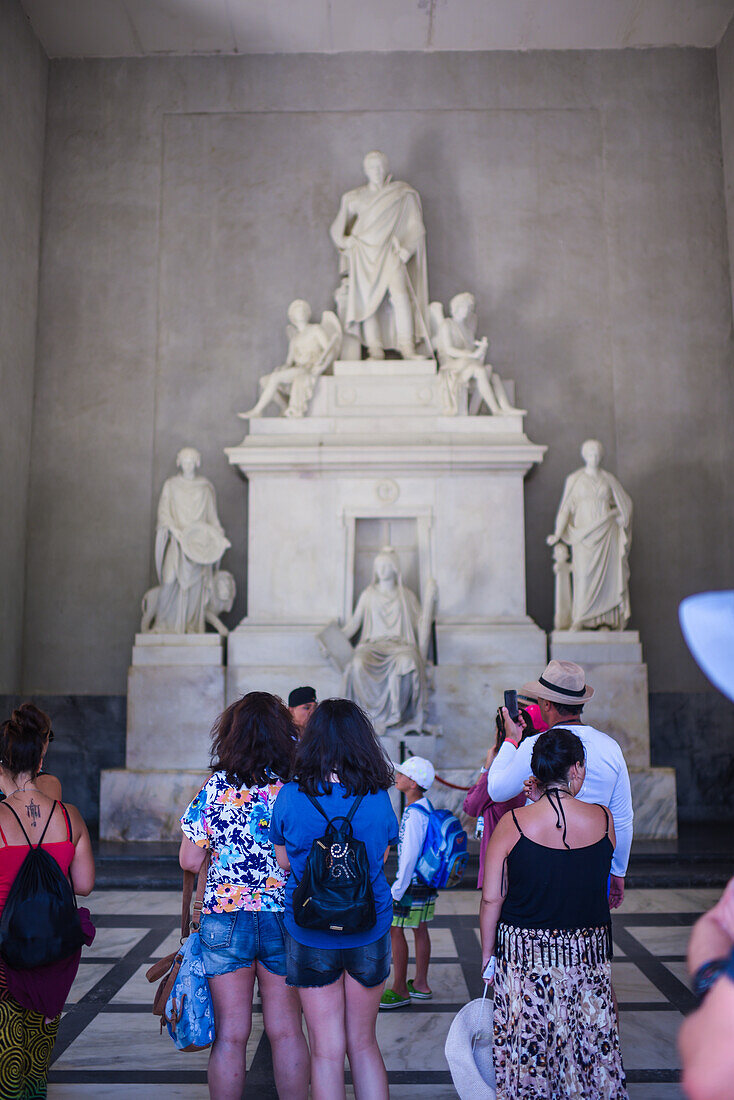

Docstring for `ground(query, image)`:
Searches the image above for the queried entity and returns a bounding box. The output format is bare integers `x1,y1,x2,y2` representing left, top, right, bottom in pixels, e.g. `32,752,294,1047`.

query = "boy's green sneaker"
379,989,411,1010
407,979,432,1000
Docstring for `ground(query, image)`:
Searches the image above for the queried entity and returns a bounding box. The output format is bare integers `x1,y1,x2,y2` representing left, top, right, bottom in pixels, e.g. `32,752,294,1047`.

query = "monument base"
100,634,226,840
550,630,677,838
100,769,209,841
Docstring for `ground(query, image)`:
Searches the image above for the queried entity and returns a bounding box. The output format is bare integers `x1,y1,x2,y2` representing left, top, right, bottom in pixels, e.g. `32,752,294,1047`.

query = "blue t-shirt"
269,782,399,948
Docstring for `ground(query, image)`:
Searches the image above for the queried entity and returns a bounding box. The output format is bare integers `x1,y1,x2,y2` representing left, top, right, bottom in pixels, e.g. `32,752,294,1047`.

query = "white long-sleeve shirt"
486,724,634,878
391,797,431,901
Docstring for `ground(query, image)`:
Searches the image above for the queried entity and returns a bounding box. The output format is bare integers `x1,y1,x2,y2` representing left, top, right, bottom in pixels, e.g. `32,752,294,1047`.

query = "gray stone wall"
21,49,734,700
0,1,47,692
718,16,734,315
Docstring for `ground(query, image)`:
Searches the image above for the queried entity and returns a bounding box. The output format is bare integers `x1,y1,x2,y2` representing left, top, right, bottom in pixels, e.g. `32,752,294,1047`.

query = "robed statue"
146,447,231,634
548,440,633,631
330,151,430,360
339,547,437,735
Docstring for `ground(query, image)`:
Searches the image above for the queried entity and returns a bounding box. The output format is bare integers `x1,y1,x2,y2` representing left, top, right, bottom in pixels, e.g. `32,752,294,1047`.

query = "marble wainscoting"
0,693,126,831
630,766,678,840
650,691,734,823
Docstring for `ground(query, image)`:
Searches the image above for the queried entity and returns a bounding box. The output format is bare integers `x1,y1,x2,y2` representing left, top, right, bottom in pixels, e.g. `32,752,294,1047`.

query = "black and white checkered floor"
47,886,710,1098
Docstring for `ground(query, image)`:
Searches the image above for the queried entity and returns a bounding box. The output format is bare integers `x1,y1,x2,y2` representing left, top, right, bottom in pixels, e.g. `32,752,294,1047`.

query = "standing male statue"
547,440,633,631
147,447,231,634
330,151,430,360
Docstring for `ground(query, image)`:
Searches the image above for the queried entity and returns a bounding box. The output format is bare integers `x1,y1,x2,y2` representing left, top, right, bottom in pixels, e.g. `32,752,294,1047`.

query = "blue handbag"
164,928,215,1051
147,851,215,1052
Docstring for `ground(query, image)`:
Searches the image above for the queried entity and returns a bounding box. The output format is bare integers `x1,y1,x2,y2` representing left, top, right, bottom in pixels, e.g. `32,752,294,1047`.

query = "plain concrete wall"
718,17,734,315
23,49,734,696
0,0,47,693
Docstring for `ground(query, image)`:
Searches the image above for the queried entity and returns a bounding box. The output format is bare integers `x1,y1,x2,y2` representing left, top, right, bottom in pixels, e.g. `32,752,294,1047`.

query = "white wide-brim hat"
522,659,594,706
444,994,496,1099
679,591,734,703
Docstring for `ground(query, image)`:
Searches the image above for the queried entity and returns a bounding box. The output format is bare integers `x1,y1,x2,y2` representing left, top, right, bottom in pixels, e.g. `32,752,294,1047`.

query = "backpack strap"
0,801,34,848
58,802,73,842
305,793,332,823
408,802,432,819
344,794,365,823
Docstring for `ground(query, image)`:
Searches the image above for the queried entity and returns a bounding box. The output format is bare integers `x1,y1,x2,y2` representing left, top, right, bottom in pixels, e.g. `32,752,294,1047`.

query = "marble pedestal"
550,630,677,838
100,634,225,840
227,359,547,791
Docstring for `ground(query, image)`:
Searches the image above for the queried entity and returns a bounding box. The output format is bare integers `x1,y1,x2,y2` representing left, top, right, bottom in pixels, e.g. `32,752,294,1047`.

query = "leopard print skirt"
493,923,628,1099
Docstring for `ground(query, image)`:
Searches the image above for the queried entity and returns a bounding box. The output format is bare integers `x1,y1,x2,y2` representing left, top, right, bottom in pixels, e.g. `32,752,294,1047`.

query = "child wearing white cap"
380,755,437,1010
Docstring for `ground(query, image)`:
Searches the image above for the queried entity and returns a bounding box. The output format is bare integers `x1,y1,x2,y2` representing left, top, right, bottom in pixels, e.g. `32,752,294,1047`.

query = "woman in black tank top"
480,728,628,1099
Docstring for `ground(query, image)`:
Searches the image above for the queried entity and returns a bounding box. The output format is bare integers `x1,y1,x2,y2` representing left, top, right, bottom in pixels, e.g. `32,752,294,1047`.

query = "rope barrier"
403,745,475,791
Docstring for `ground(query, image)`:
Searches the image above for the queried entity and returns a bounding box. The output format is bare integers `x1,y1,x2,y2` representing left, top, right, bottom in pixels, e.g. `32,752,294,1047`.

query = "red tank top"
0,802,75,916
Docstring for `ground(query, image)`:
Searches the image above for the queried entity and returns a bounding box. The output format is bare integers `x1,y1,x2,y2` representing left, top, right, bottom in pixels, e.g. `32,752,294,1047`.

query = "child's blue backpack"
412,802,468,889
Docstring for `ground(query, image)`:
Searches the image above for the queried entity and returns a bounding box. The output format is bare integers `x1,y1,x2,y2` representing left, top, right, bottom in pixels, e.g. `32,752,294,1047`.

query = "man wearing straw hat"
487,659,633,908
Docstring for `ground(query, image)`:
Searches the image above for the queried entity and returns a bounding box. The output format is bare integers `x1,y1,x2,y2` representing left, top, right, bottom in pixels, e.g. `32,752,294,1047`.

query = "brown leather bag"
146,851,209,1026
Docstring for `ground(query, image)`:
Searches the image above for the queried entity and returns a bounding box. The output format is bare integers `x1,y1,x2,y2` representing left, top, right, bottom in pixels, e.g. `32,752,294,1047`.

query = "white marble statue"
240,300,341,419
547,440,633,631
330,151,430,360
141,569,235,636
431,293,518,415
147,447,231,634
341,547,437,734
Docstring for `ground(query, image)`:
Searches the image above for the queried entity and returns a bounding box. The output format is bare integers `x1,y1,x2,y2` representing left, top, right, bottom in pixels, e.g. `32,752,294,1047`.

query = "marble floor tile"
84,926,151,960
150,927,186,958
435,889,482,914
66,963,115,1002
408,926,460,958
662,960,692,989
50,1089,211,1099
55,1012,264,1072
384,961,470,1003
621,889,720,914
625,925,691,956
627,1087,684,1099
347,1088,458,1099
619,1009,683,1071
86,889,185,915
375,1010,453,1071
110,962,160,1004
612,960,670,1002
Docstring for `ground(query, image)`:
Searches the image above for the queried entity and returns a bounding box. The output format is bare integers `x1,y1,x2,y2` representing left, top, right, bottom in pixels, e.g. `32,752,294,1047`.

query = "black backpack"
292,793,376,934
0,801,85,970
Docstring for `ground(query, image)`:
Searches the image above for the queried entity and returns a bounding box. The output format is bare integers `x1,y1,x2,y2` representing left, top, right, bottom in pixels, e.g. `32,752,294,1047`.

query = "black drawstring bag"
0,801,85,971
292,793,376,934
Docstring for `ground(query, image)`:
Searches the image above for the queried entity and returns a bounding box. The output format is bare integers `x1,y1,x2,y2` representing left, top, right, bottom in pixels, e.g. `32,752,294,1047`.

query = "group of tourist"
2,621,733,1098
170,659,637,1099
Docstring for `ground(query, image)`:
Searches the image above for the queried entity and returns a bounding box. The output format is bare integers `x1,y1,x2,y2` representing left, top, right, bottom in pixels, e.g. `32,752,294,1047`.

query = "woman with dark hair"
480,727,627,1099
179,692,309,1100
269,698,399,1100
0,703,95,1098
0,703,62,802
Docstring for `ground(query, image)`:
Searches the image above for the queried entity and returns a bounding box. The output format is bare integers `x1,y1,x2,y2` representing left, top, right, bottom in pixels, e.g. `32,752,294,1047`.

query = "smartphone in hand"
504,689,519,722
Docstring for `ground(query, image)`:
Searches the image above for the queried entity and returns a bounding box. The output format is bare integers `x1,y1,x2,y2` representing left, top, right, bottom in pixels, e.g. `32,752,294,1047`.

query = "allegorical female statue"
148,447,231,633
330,150,430,360
341,547,437,734
547,440,633,631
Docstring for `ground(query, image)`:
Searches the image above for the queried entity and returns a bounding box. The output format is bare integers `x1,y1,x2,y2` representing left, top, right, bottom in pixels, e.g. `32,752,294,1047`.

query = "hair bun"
1,703,51,778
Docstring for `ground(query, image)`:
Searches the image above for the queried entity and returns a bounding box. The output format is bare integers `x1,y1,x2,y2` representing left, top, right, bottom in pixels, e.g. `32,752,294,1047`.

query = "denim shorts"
199,909,287,977
284,928,392,989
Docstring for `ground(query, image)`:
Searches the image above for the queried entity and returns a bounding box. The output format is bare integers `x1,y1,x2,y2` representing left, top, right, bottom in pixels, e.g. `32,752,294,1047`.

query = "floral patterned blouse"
180,771,286,914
